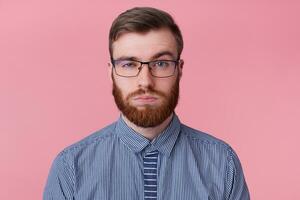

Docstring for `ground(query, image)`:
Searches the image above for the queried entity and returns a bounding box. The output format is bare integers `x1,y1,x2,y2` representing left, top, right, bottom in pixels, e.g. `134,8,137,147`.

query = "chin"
134,104,160,110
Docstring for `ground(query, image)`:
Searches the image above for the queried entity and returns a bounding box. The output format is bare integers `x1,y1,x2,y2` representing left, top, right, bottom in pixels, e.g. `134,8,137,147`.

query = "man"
44,7,250,200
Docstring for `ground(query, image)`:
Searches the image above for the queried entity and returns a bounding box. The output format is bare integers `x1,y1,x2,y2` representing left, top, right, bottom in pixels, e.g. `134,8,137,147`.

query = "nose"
137,64,155,89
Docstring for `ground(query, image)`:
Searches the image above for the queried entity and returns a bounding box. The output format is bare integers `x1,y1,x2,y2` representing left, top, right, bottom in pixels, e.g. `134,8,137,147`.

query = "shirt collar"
115,113,181,157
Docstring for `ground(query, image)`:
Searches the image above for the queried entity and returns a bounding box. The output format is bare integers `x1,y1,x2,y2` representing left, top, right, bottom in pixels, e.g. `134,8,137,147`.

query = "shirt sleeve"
43,152,75,200
225,147,250,200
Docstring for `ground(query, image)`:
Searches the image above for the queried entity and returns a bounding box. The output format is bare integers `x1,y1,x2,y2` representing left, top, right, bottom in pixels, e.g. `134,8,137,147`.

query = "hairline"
110,27,180,60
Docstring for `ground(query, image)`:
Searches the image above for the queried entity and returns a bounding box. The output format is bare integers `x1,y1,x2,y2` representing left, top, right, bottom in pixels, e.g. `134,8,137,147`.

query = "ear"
108,62,113,83
178,59,184,79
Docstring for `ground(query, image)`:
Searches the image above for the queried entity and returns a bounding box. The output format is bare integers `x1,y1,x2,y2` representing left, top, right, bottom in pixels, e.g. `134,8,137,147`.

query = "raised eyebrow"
113,56,138,61
150,51,177,60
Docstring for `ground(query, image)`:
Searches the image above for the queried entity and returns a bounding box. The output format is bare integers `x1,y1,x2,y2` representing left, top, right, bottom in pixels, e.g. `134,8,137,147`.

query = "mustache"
126,87,167,100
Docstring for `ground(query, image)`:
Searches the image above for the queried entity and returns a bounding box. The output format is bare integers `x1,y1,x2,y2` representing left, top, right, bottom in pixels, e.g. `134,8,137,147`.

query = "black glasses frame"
111,59,180,78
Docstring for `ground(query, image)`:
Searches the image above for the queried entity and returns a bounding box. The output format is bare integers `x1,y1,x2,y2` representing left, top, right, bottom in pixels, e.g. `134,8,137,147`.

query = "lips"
134,95,157,100
132,95,158,104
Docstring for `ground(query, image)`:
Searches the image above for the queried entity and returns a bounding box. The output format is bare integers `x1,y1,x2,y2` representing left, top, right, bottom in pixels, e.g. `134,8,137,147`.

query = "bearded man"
44,7,250,200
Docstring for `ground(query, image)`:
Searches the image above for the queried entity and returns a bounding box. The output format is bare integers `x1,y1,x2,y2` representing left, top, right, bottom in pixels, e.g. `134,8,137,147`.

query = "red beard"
112,75,180,128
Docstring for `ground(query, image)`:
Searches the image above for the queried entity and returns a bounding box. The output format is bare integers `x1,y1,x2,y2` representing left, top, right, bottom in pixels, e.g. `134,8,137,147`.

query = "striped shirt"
44,113,250,200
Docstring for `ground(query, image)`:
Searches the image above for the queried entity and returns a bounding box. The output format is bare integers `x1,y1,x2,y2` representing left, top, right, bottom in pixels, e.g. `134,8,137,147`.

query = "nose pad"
137,64,154,88
138,63,152,76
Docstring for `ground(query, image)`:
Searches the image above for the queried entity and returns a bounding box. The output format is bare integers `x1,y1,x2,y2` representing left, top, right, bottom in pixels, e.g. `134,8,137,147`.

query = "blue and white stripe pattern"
44,113,250,200
143,150,159,199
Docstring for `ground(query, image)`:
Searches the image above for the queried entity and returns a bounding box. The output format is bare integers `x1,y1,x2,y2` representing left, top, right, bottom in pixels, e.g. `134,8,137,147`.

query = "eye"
153,60,170,68
118,60,139,68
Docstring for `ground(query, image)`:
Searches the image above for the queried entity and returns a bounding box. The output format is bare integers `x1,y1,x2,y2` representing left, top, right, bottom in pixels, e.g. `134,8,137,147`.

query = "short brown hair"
109,7,183,59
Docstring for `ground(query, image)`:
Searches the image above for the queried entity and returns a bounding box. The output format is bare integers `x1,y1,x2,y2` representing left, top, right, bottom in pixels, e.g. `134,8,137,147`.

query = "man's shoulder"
180,123,231,150
57,122,117,157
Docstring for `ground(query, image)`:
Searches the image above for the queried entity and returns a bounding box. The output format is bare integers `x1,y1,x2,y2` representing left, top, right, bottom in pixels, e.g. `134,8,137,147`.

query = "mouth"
132,95,159,105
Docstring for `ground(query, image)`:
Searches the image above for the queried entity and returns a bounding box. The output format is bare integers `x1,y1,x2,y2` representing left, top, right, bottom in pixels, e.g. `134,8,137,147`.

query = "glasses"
111,59,179,78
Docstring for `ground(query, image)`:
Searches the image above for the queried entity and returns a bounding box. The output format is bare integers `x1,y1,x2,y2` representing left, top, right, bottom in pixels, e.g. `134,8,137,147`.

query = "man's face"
110,28,183,128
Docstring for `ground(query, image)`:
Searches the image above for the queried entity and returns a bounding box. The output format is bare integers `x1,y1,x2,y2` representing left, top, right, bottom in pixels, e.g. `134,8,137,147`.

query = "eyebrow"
113,51,177,61
150,51,177,60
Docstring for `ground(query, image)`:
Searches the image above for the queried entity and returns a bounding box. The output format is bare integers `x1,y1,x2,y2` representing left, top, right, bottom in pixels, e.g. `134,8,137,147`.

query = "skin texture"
109,28,184,140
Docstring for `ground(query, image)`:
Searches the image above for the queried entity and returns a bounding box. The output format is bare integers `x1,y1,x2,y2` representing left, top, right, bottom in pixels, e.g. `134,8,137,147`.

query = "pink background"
1,0,299,199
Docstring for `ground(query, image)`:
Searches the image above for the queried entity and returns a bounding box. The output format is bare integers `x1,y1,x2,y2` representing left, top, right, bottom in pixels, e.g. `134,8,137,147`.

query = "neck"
121,113,174,141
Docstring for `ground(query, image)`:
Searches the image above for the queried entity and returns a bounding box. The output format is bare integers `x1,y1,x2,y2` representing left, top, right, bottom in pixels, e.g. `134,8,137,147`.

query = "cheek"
115,79,134,97
157,79,176,92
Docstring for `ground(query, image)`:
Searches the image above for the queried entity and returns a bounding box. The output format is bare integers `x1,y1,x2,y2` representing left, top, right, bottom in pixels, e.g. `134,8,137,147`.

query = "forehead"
112,28,178,60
